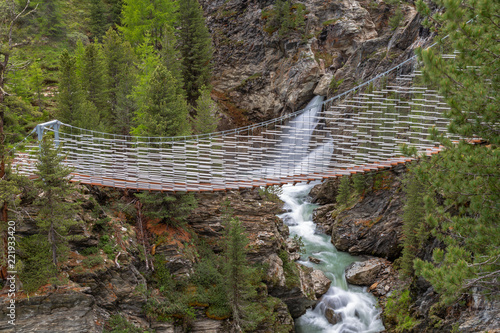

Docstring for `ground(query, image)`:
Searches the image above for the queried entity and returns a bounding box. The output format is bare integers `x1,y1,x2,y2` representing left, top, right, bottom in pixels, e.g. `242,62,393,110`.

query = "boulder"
308,256,321,264
313,73,333,96
345,258,389,286
310,270,332,298
325,307,342,325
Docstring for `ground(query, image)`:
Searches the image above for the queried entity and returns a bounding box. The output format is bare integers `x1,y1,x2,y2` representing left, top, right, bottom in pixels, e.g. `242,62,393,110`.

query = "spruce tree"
120,0,178,50
336,176,351,206
34,138,78,267
193,86,219,134
89,0,108,40
132,64,190,137
222,216,262,331
37,0,64,37
408,0,499,304
400,171,427,277
102,28,137,135
80,42,109,128
57,50,83,125
178,0,213,103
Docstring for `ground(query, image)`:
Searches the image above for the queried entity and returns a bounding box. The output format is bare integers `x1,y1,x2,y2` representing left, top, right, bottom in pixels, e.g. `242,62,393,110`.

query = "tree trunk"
50,220,58,266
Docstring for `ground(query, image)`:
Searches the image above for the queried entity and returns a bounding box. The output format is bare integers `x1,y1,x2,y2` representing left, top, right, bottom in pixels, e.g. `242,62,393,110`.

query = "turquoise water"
278,183,385,333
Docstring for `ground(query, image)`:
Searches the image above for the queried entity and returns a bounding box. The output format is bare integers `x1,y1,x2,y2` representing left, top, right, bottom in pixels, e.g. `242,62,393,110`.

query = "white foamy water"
278,183,385,333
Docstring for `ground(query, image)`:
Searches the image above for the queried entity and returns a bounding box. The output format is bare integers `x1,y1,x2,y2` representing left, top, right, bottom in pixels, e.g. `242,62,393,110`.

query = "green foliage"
408,0,500,305
134,192,197,228
178,0,213,103
80,41,109,128
192,86,219,134
132,64,190,137
329,77,344,93
416,0,499,144
352,173,367,195
89,0,109,40
34,138,79,266
263,0,306,36
292,235,306,254
145,258,195,323
18,234,57,293
120,0,178,50
385,289,420,332
222,216,264,331
258,185,283,203
80,246,99,256
104,314,153,333
101,28,137,135
400,170,428,277
278,249,300,288
36,0,64,37
389,6,403,30
336,175,351,206
82,255,104,268
57,49,99,129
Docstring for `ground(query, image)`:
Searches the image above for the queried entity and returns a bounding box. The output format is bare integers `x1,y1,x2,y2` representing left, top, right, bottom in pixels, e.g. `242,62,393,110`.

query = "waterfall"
276,96,385,333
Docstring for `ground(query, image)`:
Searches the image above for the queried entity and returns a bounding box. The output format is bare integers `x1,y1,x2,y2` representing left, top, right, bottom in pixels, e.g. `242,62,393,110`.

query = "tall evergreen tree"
193,86,219,134
132,64,190,137
57,50,82,125
336,176,351,206
89,0,109,40
34,138,78,267
120,0,178,50
37,0,64,37
406,0,500,304
102,28,137,135
222,216,263,331
178,0,213,103
80,42,109,128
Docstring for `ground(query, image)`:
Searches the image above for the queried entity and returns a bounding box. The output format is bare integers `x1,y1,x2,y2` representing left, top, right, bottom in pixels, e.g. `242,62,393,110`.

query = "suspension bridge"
11,55,459,192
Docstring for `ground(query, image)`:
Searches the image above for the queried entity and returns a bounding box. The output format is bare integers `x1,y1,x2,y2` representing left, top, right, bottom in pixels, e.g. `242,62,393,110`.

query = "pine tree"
28,61,44,114
34,138,78,267
57,50,82,125
193,86,219,134
120,0,178,50
102,28,137,135
178,0,213,103
352,173,366,196
336,176,351,206
89,0,108,40
222,216,262,331
134,191,197,228
58,50,100,130
132,64,190,137
400,170,427,277
408,0,500,304
159,27,184,91
37,0,64,37
80,42,109,129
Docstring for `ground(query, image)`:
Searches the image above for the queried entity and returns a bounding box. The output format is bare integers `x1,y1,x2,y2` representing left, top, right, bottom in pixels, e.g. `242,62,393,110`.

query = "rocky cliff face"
310,166,500,333
201,0,429,126
1,186,331,332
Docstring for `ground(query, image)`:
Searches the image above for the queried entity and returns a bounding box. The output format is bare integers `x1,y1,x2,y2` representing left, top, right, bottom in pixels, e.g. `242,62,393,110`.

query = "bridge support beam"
34,120,62,147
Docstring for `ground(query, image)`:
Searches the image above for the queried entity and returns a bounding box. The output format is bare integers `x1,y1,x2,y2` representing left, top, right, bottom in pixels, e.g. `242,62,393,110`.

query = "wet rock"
308,256,321,264
310,270,332,298
325,307,342,325
345,258,389,286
